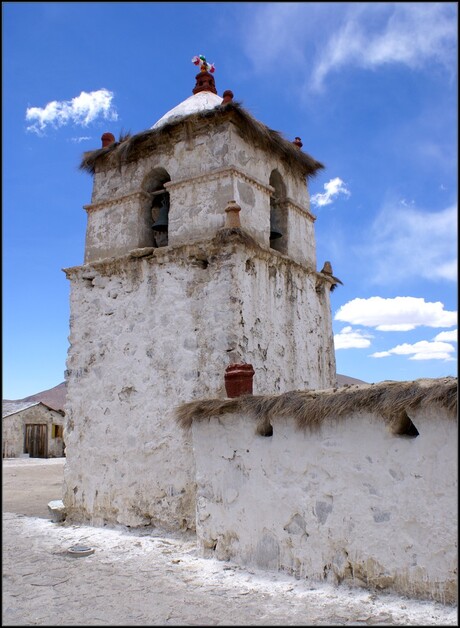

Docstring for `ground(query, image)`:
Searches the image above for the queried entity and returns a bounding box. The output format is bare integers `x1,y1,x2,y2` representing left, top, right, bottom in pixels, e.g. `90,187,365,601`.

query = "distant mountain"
4,382,67,413
4,374,365,412
336,374,367,386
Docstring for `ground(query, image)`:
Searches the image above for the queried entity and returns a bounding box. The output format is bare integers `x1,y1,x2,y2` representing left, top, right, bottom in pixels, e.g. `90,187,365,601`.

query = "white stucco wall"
191,405,457,604
63,232,336,529
64,246,233,530
235,249,336,390
2,404,65,458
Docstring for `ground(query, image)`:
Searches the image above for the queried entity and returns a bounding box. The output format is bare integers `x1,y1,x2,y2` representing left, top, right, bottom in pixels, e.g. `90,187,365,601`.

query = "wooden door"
24,424,48,458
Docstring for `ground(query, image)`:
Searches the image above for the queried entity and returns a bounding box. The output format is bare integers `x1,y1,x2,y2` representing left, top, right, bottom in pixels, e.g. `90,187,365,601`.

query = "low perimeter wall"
181,380,457,604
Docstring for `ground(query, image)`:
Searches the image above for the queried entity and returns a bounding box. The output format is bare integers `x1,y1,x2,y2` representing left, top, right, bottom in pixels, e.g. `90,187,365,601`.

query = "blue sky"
3,2,457,399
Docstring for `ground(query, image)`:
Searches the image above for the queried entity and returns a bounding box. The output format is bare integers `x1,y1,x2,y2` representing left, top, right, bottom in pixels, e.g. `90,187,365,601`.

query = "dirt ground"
2,457,65,517
2,458,457,626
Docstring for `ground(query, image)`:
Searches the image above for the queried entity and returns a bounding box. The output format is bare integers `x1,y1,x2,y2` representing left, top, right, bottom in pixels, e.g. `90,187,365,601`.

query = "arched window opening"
256,420,273,437
142,168,171,247
391,410,419,438
269,170,287,254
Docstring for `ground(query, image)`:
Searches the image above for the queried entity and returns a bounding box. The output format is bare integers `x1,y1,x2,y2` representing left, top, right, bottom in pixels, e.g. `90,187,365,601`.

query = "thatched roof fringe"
175,378,457,432
176,397,241,428
221,102,324,176
79,102,324,177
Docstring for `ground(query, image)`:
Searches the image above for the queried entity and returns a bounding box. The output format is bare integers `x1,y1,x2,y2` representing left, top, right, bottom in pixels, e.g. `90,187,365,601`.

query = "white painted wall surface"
235,250,336,390
63,234,336,529
63,248,233,530
191,406,457,603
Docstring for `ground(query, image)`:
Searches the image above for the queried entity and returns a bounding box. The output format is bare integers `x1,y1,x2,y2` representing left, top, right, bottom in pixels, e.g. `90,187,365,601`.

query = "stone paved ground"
2,459,457,626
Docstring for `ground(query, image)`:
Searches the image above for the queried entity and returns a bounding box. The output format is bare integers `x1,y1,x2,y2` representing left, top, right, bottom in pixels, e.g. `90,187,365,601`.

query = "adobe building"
2,400,65,458
62,57,339,530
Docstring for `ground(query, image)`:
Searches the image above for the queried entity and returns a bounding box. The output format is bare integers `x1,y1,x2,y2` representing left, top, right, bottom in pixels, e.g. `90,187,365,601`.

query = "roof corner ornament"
222,89,234,104
101,132,115,148
318,261,344,292
293,137,303,149
191,54,217,95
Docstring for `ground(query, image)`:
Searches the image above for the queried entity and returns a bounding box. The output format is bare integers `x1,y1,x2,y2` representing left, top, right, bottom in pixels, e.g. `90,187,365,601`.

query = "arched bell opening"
269,170,287,254
142,168,171,248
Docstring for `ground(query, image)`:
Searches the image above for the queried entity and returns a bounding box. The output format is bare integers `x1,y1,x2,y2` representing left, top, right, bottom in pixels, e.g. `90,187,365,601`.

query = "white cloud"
311,3,457,91
335,296,457,331
361,204,457,284
240,4,457,93
311,177,350,207
240,3,313,74
434,329,457,343
26,89,118,135
334,326,373,350
371,340,455,362
70,136,92,143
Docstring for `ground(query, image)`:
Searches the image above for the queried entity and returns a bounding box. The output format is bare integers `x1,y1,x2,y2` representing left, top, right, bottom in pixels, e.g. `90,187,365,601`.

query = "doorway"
24,424,48,458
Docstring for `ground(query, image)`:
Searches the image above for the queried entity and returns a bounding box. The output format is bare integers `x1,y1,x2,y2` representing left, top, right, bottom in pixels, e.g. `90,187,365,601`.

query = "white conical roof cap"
151,91,223,130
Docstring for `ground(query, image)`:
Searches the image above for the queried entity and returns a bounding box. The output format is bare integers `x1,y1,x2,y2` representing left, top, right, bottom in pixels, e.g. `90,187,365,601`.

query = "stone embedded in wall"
254,530,280,570
284,513,308,536
314,499,333,525
236,179,255,207
130,247,155,258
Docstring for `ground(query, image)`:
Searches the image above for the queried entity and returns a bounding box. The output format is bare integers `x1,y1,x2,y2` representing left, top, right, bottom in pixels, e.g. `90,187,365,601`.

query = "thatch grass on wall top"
79,102,324,178
175,377,457,435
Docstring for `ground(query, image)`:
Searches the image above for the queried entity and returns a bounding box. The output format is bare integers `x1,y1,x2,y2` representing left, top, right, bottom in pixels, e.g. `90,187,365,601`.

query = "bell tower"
63,56,338,530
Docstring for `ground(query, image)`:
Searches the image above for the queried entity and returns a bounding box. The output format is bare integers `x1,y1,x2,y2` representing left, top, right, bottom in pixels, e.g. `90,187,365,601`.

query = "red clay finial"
191,54,217,95
101,132,115,148
222,90,234,104
293,137,303,149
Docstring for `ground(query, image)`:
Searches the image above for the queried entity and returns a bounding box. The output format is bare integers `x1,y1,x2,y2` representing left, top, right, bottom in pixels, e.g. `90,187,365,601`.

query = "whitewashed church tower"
63,57,339,530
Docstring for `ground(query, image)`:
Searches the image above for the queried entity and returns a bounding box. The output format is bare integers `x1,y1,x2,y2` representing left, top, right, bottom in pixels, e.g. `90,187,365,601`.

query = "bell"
152,197,169,232
269,212,283,240
270,227,283,240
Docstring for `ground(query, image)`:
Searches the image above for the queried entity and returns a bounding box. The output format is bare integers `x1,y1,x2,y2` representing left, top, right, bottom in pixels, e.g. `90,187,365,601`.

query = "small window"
256,421,273,437
52,424,63,439
391,411,419,438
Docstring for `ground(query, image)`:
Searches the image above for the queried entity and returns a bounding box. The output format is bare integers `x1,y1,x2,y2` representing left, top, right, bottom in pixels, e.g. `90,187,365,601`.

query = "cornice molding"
282,197,316,223
84,190,151,213
164,166,275,196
